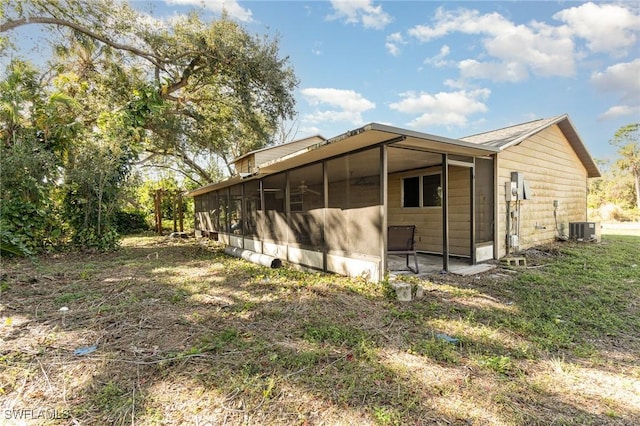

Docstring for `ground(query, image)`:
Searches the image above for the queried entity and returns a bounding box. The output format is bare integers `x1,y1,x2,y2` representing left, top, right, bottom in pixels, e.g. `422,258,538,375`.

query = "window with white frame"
402,173,442,207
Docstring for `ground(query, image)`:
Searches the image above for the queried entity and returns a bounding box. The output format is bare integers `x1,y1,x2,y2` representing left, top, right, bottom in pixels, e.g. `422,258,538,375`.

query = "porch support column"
470,159,476,264
285,171,290,263
380,145,388,279
442,154,450,272
322,160,329,272
241,183,245,249
224,187,230,236
493,154,500,260
259,180,265,254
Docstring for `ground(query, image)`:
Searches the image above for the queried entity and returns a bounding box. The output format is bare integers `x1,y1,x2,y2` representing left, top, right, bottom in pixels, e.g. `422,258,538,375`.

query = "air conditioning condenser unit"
569,222,601,242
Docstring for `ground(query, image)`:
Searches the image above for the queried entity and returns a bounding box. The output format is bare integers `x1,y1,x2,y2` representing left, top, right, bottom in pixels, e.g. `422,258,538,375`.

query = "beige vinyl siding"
234,157,253,174
387,166,470,256
232,136,325,174
448,166,471,256
496,125,588,257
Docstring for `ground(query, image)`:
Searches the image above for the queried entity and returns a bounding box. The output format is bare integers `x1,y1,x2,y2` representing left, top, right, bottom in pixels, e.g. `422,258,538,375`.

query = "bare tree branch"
1,17,163,68
139,163,203,187
145,147,213,184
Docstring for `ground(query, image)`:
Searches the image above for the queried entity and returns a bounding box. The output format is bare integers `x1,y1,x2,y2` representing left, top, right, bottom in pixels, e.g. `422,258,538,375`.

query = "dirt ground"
1,235,638,425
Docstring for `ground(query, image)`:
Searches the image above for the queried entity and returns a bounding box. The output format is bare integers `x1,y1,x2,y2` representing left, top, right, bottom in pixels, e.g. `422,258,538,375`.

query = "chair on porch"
387,225,419,273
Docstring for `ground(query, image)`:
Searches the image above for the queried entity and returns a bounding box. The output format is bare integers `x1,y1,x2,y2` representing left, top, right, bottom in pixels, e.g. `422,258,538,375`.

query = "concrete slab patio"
387,253,494,277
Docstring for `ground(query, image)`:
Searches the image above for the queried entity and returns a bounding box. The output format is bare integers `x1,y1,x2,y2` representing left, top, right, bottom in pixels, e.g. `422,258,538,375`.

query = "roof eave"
186,123,502,197
556,116,601,178
483,114,600,178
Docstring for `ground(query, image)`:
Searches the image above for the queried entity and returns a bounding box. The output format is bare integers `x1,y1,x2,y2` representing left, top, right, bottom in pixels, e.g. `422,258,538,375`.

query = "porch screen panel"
219,189,229,233
229,185,243,235
327,147,381,257
288,164,324,248
243,181,261,237
475,157,494,243
209,192,220,232
326,156,349,254
202,192,216,231
203,193,213,231
194,195,203,231
260,173,287,243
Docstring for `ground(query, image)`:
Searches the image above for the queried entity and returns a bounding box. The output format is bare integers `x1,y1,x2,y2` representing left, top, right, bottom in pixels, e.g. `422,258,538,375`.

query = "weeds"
0,235,638,425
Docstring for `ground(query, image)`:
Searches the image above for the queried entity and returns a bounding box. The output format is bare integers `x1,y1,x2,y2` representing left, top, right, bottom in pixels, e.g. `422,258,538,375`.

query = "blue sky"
153,0,639,161
6,1,640,161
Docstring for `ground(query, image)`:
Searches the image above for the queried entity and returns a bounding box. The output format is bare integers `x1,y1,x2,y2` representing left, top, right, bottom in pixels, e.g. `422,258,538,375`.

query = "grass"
0,234,638,425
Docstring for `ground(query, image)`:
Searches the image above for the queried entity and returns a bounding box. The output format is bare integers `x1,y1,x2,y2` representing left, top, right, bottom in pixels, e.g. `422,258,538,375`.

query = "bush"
598,203,640,222
72,227,120,252
0,227,33,257
113,210,150,234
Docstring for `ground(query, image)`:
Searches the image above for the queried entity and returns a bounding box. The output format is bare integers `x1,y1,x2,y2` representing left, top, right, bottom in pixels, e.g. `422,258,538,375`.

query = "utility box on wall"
569,222,601,242
508,171,533,200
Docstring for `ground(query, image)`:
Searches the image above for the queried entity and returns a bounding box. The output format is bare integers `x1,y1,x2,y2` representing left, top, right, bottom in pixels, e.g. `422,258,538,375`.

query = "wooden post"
154,190,158,234
154,189,163,236
172,192,178,233
178,193,184,232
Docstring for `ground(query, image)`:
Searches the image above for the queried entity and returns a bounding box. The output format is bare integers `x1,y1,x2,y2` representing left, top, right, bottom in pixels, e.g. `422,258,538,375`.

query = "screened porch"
191,124,498,281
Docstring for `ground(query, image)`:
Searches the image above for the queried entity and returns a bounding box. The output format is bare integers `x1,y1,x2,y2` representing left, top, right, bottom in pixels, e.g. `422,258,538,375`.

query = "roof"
186,123,499,197
258,122,499,174
461,114,601,178
233,134,326,164
186,115,600,197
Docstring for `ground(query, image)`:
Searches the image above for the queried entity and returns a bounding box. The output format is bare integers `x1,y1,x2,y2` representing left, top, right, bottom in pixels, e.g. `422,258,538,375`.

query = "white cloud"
385,32,406,56
301,88,375,125
458,59,529,83
424,45,452,68
591,59,640,120
553,2,640,56
407,6,578,81
591,59,640,99
328,0,392,29
389,89,490,128
599,105,640,121
312,41,323,56
300,125,321,136
408,8,512,42
443,78,465,90
165,0,253,22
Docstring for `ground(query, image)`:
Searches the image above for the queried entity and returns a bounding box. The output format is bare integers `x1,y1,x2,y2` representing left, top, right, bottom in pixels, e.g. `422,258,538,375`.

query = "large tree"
610,123,640,210
0,59,78,253
1,0,298,252
1,0,299,184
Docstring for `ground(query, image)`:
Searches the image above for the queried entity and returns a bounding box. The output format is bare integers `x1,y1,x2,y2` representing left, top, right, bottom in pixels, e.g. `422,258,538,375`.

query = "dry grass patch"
1,235,639,425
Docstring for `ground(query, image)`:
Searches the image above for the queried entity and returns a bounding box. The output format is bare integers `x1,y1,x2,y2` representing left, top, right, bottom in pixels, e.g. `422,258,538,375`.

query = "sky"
6,1,640,162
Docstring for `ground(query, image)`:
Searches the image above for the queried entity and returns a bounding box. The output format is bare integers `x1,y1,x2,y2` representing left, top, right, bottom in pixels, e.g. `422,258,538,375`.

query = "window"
402,173,441,207
422,174,442,207
403,177,420,207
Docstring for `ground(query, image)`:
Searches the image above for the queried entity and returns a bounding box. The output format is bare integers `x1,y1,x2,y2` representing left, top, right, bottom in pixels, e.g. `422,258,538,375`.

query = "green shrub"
113,210,150,234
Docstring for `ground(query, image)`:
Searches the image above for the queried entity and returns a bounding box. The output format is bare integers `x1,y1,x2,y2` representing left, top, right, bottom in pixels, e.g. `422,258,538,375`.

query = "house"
187,114,600,281
461,114,601,256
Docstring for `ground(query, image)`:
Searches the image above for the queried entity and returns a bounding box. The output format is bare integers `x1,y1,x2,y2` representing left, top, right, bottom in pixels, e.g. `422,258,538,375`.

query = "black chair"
387,225,419,273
